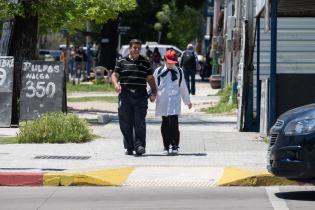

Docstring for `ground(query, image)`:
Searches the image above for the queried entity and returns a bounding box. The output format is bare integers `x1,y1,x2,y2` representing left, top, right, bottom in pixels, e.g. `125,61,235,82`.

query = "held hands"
149,94,156,102
188,102,192,109
114,83,121,93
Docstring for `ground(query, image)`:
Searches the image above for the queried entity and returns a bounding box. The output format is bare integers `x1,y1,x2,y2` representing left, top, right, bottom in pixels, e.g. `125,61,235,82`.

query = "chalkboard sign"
0,56,14,127
20,61,65,120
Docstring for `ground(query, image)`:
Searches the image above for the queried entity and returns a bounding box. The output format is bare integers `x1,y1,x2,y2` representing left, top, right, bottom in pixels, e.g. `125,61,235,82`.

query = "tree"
119,0,170,44
167,4,203,49
154,1,203,49
0,0,137,124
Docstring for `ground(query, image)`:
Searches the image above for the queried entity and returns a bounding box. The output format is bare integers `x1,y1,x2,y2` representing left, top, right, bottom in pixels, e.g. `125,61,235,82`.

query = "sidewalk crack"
36,188,58,210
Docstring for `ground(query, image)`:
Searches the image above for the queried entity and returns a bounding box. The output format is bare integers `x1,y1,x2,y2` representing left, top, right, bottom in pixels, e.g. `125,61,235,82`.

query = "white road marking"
266,186,289,210
125,166,224,187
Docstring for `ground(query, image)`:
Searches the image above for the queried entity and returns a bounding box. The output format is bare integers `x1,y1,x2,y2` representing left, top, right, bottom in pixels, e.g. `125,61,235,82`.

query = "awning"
278,0,315,17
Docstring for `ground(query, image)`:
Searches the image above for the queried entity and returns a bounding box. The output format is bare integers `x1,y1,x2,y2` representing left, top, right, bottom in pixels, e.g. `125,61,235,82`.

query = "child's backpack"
157,66,182,87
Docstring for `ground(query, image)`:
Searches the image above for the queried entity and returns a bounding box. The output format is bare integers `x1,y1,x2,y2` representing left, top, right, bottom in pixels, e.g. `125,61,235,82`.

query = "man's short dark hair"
129,39,142,47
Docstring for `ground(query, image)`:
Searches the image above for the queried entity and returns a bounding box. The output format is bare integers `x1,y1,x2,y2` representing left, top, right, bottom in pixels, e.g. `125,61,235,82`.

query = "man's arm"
111,72,121,93
147,75,157,102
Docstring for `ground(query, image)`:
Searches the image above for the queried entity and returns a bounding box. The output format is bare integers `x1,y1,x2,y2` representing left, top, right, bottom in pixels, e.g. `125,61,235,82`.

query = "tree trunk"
9,8,38,125
98,19,119,71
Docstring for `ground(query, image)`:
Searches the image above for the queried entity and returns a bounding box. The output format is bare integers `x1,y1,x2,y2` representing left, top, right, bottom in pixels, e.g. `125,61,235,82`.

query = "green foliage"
68,96,118,103
154,22,162,31
119,0,204,44
67,83,114,92
0,0,137,34
153,1,203,48
119,0,170,43
167,4,203,49
156,4,170,25
202,84,237,114
17,112,93,143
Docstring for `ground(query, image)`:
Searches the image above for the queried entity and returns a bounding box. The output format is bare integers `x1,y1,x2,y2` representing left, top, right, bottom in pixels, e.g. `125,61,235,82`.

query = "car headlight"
284,117,315,136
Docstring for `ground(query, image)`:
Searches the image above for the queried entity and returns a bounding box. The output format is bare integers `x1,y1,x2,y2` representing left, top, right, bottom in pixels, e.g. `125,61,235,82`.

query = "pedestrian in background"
153,49,192,154
60,48,66,63
180,43,199,95
152,47,162,70
85,44,92,81
79,47,87,81
112,39,157,156
145,45,153,65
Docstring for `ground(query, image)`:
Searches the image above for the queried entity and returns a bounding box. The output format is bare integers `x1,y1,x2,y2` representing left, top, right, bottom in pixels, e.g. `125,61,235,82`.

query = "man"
180,43,199,95
153,49,192,154
112,39,157,156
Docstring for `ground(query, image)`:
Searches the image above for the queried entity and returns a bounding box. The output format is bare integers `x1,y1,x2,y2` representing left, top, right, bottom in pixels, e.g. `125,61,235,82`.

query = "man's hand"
114,83,121,93
111,72,121,93
188,102,192,109
149,94,156,102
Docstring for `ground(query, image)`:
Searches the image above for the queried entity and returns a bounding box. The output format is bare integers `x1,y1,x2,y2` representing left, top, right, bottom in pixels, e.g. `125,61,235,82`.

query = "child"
152,49,192,154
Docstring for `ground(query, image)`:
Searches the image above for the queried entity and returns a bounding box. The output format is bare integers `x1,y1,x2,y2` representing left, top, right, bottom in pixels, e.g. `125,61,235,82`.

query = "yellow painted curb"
217,167,298,186
44,167,134,186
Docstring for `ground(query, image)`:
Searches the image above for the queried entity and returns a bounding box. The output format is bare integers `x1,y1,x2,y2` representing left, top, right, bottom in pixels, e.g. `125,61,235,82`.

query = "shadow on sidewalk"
138,153,207,157
69,108,117,114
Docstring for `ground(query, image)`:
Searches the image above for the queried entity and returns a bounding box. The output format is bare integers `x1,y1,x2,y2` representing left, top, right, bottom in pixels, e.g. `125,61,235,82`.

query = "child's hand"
188,103,192,109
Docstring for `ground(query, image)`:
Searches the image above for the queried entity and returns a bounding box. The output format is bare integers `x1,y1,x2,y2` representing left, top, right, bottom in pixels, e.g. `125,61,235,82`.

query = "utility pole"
204,0,214,53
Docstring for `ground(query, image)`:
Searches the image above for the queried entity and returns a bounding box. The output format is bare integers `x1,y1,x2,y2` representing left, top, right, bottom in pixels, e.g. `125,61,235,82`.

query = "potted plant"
209,54,221,89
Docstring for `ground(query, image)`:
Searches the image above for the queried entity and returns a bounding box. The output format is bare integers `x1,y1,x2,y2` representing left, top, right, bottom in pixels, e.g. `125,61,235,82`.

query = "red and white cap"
164,49,178,64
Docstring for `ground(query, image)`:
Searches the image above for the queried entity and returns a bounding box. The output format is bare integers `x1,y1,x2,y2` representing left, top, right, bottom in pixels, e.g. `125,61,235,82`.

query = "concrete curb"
0,167,300,187
217,167,298,186
0,167,134,187
0,172,43,186
44,167,134,186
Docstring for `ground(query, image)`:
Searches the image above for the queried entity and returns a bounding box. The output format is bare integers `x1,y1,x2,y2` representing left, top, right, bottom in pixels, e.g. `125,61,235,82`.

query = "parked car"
118,42,182,62
267,103,315,182
38,49,62,61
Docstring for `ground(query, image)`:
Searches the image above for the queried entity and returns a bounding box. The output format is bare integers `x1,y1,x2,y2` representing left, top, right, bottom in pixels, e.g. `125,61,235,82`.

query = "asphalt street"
1,186,315,210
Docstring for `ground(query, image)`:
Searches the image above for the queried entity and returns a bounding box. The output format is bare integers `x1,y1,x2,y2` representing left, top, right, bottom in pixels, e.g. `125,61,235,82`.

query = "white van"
118,42,183,61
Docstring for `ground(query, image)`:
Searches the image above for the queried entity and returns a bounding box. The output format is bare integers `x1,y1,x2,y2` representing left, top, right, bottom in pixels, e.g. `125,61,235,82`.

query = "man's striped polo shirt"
114,55,153,93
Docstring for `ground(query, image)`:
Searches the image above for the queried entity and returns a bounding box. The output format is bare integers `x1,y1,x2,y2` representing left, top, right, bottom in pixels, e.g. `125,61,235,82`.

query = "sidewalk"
0,78,296,187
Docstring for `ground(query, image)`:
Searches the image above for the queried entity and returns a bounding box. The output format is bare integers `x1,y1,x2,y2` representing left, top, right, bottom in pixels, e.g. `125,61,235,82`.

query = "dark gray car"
267,103,315,181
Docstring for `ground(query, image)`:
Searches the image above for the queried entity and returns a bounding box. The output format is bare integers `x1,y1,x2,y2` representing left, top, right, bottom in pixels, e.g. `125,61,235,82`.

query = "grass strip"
202,84,237,114
68,96,118,103
0,137,18,144
67,83,114,92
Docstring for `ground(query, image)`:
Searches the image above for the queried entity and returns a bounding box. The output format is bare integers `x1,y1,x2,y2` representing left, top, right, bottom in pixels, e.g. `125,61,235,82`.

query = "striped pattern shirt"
114,55,153,93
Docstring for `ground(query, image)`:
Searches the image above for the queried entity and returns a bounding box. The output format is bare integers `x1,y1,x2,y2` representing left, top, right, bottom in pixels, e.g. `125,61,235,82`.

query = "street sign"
117,26,130,34
20,61,65,120
204,0,214,17
0,56,14,127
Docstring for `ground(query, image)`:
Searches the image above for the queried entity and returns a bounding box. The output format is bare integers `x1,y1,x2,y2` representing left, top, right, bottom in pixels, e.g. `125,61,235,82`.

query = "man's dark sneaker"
125,150,133,155
136,146,145,155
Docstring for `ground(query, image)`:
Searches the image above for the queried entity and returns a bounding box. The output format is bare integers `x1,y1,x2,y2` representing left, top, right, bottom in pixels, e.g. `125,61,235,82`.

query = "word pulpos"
23,62,60,73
